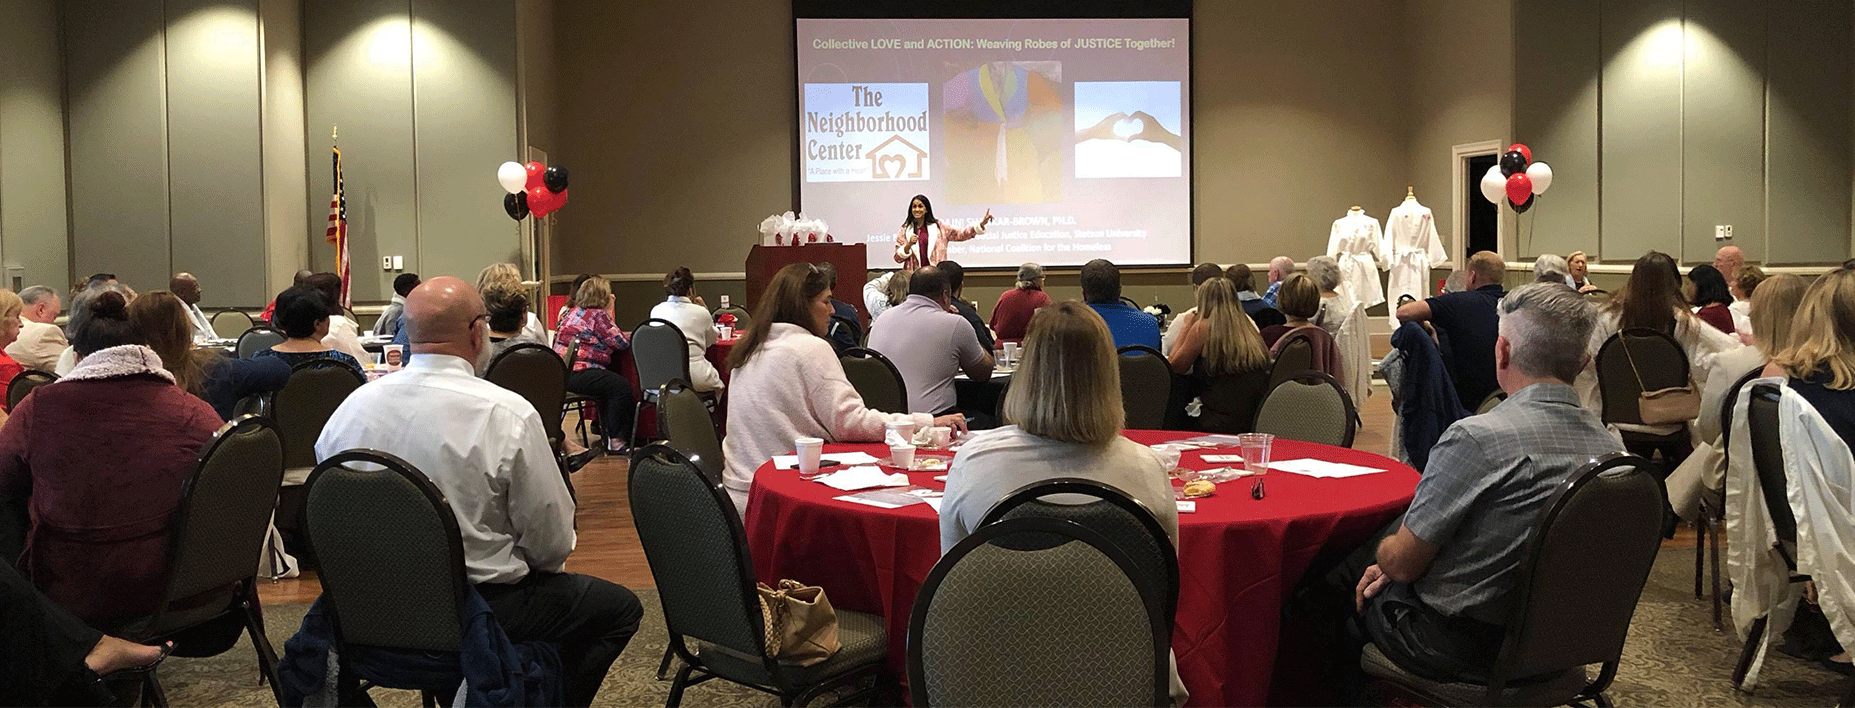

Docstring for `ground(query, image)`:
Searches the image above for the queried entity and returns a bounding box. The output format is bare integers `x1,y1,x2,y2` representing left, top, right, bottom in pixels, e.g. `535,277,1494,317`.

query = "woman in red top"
553,275,635,456
990,262,1052,344
0,290,26,408
1686,264,1736,335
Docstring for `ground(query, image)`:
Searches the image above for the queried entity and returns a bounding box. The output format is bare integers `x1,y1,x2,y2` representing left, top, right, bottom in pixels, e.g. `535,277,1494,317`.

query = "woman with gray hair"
1533,254,1575,287
988,262,1052,344
1309,255,1371,403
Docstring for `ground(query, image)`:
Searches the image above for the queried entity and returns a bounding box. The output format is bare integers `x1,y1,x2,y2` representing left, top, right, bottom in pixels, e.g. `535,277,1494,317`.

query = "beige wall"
1404,0,1513,264
0,0,70,294
261,0,308,299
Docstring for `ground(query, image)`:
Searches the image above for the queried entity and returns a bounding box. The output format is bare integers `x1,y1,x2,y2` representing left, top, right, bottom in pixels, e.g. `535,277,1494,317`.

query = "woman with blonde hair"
475,262,548,342
1168,278,1274,433
129,291,289,420
723,263,961,513
1567,250,1595,291
0,290,25,406
939,300,1186,703
553,275,634,455
1768,266,1855,447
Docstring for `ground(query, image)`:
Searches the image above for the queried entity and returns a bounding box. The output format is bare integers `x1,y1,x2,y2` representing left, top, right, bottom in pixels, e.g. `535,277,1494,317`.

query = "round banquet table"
742,429,1418,707
618,335,738,439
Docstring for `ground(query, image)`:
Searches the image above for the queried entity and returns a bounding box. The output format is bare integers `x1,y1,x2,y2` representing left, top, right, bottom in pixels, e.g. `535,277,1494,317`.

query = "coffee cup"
795,437,825,479
890,443,916,469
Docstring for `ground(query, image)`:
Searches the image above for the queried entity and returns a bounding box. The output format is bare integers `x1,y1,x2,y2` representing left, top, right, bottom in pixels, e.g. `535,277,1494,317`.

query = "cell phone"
816,460,844,469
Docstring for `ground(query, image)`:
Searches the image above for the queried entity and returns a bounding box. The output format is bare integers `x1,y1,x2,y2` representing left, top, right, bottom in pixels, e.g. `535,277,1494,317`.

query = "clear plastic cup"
890,444,916,470
1154,446,1182,473
795,437,825,480
1002,342,1019,366
1238,433,1274,475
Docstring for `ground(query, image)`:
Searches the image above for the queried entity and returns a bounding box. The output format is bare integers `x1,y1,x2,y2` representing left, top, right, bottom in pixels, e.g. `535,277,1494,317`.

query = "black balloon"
543,166,570,193
504,191,529,220
1511,194,1535,214
1500,150,1528,177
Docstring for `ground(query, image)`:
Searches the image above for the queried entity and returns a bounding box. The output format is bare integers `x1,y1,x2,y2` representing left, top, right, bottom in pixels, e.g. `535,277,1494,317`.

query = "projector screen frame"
791,1,1196,270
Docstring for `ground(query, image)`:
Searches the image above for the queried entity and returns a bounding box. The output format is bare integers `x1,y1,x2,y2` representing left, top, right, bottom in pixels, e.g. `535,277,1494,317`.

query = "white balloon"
1480,165,1506,204
1526,161,1553,195
497,161,526,194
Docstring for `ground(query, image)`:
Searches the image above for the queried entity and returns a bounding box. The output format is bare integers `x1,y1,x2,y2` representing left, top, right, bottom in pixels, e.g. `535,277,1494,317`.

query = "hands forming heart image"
1077,110,1182,150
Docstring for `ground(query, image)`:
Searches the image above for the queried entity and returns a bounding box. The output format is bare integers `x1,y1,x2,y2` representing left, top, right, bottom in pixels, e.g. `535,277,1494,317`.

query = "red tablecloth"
742,430,1417,707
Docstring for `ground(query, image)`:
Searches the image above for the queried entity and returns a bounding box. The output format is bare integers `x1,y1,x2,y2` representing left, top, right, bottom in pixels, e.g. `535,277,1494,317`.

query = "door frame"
1451,140,1509,269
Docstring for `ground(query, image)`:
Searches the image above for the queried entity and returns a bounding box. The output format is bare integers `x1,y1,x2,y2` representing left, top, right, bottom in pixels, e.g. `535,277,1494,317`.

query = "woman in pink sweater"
722,263,965,514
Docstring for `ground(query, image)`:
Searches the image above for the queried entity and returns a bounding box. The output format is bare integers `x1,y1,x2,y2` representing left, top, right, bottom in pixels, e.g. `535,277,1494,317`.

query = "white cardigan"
721,323,932,513
1575,309,1745,434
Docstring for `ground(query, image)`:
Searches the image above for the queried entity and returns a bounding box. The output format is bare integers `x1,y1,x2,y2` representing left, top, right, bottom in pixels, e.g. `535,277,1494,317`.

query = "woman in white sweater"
723,263,964,514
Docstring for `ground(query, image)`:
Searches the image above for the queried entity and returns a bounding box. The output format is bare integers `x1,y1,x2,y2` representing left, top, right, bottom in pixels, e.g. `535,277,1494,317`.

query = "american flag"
325,145,351,308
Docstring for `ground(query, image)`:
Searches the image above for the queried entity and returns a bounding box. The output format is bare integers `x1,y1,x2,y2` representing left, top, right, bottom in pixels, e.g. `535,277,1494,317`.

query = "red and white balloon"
1479,143,1551,214
497,160,570,221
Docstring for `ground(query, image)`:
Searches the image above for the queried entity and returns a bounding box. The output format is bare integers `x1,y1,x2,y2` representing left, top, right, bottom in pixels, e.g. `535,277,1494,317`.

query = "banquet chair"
1116,345,1172,430
1731,383,1819,694
211,309,256,340
1269,334,1316,390
6,369,56,412
840,347,909,415
827,314,862,355
978,478,1178,624
121,415,285,706
235,326,286,360
1695,366,1765,631
1594,328,1692,462
1254,370,1357,447
714,306,754,334
658,379,724,483
1362,453,1665,707
909,517,1170,708
561,345,599,447
632,318,715,449
628,443,889,707
1474,390,1508,415
483,343,571,454
270,359,367,567
305,449,472,706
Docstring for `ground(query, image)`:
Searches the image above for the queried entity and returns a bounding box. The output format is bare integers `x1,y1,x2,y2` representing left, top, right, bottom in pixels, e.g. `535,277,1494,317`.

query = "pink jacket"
893,220,985,270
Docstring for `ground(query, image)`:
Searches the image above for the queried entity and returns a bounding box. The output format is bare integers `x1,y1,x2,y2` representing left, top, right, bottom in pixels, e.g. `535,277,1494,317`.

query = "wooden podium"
745,243,869,327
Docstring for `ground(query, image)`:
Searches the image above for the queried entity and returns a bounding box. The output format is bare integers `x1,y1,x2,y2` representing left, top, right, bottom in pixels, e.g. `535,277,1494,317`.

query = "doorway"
1449,140,1509,268
1465,154,1498,256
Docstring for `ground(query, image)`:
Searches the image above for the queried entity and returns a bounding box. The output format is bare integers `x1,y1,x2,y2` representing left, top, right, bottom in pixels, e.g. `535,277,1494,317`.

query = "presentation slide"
796,18,1191,269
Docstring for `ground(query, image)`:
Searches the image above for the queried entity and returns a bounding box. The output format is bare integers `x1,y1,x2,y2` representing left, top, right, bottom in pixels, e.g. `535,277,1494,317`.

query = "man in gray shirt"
866,265,993,417
1340,283,1622,685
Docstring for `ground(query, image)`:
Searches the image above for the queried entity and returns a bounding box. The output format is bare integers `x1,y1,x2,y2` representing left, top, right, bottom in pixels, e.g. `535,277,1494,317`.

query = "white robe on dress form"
1381,200,1449,325
1327,208,1386,308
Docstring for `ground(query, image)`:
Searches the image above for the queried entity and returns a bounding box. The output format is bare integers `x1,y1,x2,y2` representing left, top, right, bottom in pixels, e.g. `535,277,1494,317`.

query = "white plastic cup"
885,420,917,446
1238,433,1274,475
718,325,733,340
930,427,952,449
795,437,825,479
890,443,916,470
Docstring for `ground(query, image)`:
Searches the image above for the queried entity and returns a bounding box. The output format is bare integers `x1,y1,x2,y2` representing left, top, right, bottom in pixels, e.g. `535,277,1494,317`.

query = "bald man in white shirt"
316,276,640,706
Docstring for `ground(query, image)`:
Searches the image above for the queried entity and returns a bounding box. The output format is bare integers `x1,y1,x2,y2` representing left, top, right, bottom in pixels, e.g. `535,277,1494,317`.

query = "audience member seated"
1729,265,1766,341
936,261,995,352
647,267,723,393
317,277,642,707
863,269,911,323
1261,255,1294,307
556,273,595,326
1307,255,1357,339
169,273,213,341
1265,274,1344,378
553,276,635,456
1168,278,1273,433
7,285,66,373
1714,244,1745,283
1160,263,1225,355
302,272,370,363
477,262,549,342
1327,283,1619,696
482,285,547,364
1396,251,1509,411
1769,266,1855,448
1227,263,1288,331
260,269,312,323
723,263,962,513
1687,264,1736,335
1310,255,1371,404
0,291,25,405
55,282,135,376
1567,250,1596,291
256,285,365,378
131,291,290,421
868,265,995,418
1532,254,1574,287
0,290,223,631
372,272,421,337
989,262,1052,344
815,262,861,354
1081,258,1161,351
0,559,173,706
939,299,1186,704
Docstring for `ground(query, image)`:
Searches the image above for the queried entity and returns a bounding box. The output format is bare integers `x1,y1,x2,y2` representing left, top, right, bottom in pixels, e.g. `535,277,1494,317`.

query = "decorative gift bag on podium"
758,212,833,246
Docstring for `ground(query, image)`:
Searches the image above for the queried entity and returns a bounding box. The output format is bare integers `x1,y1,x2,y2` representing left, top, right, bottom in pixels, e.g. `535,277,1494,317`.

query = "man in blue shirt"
1395,251,1507,411
1081,259,1161,351
1260,255,1294,307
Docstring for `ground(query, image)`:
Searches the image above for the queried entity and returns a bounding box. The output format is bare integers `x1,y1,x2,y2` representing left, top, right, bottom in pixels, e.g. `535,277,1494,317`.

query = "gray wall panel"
1681,0,1766,264
1768,0,1853,264
0,0,72,294
1600,0,1684,262
64,0,172,293
411,0,520,282
166,0,267,307
1514,0,1600,261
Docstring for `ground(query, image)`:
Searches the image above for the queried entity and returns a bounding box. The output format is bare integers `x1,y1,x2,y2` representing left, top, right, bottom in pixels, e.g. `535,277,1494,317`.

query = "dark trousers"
0,557,110,706
477,572,643,707
568,368,634,445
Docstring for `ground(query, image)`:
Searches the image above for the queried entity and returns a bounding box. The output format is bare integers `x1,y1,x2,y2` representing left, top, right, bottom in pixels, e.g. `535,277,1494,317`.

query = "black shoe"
565,447,601,472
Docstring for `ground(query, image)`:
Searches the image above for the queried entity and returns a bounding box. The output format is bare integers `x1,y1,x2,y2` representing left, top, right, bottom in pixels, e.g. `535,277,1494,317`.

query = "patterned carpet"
158,546,1851,707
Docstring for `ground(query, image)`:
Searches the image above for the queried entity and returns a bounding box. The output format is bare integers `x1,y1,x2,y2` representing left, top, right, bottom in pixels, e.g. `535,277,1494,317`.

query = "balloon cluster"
498,161,570,220
1478,144,1553,214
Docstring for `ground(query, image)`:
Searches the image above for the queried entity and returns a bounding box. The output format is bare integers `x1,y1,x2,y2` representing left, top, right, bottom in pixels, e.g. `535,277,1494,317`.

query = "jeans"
476,571,643,706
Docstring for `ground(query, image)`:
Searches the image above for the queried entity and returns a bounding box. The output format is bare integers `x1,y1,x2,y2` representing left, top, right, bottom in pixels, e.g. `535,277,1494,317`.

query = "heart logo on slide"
876,153,908,179
1112,117,1145,140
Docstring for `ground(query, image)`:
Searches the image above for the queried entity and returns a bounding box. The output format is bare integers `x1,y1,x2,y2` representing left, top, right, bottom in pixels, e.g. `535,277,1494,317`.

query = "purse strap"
759,582,787,657
1617,332,1652,393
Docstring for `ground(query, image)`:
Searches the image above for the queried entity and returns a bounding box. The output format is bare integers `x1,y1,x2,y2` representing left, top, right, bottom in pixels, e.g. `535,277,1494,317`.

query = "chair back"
714,306,754,333
143,416,286,635
631,318,691,401
483,343,570,448
1474,390,1508,415
627,444,778,673
1594,328,1690,426
828,314,862,353
1253,370,1357,447
273,359,366,471
305,450,466,652
978,478,1178,624
1487,453,1664,697
909,517,1169,707
236,326,286,360
1116,345,1171,430
1747,383,1796,551
1269,333,1315,389
840,347,909,414
6,369,56,411
211,309,256,340
658,379,724,481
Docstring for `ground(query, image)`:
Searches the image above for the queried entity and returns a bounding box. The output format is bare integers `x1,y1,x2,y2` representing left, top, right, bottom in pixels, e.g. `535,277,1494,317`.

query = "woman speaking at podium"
894,194,994,270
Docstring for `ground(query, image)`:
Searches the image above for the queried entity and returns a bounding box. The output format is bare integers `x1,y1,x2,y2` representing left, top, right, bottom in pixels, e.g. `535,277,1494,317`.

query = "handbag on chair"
1621,335,1701,425
757,579,841,666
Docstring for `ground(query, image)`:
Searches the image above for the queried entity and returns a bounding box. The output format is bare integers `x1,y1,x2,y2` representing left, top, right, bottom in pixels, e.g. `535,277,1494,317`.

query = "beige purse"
757,579,841,666
1621,335,1700,425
